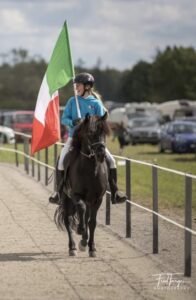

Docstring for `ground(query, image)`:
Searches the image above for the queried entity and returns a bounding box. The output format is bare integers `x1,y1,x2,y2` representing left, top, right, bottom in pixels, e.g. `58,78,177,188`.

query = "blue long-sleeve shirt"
61,95,105,137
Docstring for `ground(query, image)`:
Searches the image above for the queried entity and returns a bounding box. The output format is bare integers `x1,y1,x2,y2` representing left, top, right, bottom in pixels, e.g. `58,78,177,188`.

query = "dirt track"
0,163,195,300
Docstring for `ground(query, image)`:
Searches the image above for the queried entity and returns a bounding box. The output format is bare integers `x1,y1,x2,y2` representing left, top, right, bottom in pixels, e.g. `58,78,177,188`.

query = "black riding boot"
109,168,127,204
49,170,64,204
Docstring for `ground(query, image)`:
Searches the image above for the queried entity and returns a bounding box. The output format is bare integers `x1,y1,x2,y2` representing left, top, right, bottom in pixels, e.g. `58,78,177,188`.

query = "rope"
0,147,55,170
113,155,196,179
126,199,196,236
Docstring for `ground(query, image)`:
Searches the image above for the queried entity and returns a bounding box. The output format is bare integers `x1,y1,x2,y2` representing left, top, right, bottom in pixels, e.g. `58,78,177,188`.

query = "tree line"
0,46,196,110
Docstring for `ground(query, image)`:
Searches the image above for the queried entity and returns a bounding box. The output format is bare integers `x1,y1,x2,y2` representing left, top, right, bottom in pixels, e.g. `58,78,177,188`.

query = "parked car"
128,117,161,145
0,110,33,141
178,116,196,123
0,125,15,144
159,121,196,153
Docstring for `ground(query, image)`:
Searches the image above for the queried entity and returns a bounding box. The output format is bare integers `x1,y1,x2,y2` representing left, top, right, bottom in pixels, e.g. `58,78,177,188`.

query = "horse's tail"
54,195,78,231
54,201,67,231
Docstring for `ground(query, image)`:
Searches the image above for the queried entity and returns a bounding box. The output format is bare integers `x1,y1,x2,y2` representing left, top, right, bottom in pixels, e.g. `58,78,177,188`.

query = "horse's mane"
71,115,110,153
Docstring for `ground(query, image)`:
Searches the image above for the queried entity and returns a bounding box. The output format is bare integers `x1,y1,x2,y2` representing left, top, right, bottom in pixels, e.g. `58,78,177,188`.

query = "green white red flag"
31,22,74,155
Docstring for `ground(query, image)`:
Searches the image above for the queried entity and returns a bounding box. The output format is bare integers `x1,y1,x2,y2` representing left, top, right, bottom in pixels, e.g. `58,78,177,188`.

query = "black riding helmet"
74,73,94,87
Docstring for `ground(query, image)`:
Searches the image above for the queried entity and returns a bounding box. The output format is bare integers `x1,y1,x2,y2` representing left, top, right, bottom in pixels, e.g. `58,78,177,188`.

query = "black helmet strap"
81,84,91,97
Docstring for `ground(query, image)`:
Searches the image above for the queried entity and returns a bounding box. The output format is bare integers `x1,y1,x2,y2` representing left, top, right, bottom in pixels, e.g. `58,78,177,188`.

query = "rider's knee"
107,156,116,169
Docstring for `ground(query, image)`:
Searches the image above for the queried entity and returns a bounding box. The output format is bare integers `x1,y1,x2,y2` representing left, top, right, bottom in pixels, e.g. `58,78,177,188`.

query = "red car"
1,110,34,142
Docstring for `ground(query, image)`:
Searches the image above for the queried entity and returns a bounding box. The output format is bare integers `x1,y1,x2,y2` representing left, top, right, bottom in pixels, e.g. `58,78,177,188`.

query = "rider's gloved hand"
72,118,82,126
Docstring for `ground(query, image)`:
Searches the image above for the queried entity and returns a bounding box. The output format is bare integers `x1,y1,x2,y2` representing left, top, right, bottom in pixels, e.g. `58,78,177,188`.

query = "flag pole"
72,79,81,119
64,21,81,119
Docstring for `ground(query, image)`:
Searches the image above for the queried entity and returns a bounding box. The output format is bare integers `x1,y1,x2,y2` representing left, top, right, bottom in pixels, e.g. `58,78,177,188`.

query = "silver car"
128,117,161,145
0,125,15,144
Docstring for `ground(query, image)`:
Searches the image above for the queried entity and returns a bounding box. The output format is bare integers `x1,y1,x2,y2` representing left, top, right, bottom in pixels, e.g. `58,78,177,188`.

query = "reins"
80,150,95,159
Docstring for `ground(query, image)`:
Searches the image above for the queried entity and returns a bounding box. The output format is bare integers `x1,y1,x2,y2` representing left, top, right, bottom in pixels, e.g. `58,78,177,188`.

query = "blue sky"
0,0,196,70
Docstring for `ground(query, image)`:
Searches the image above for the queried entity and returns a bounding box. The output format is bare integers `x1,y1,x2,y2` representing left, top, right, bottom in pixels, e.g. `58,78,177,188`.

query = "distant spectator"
113,121,130,154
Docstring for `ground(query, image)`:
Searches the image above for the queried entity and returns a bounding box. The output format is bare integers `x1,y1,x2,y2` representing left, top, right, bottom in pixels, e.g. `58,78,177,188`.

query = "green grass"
107,137,196,213
0,139,196,213
0,143,62,166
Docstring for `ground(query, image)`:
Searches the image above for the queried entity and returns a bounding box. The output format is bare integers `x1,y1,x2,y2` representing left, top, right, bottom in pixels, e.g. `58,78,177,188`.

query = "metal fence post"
53,144,58,191
14,140,19,167
45,147,48,186
54,143,58,166
152,165,158,254
26,137,29,174
37,151,41,181
31,155,35,177
23,138,27,172
126,159,131,238
105,191,111,225
24,137,29,174
184,175,192,277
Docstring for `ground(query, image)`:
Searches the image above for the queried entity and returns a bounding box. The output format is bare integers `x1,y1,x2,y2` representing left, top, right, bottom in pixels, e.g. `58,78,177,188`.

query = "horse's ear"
84,113,90,124
100,111,108,121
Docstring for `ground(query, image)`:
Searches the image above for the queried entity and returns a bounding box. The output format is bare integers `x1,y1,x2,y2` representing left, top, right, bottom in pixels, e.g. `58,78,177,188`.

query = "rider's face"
75,83,85,96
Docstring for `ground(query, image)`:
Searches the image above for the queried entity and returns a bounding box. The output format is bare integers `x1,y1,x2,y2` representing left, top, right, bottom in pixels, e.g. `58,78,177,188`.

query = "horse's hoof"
79,240,87,251
89,251,96,258
69,249,77,256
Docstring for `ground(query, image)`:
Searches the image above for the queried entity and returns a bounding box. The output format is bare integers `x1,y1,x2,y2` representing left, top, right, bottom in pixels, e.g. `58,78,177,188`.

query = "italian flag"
31,22,74,155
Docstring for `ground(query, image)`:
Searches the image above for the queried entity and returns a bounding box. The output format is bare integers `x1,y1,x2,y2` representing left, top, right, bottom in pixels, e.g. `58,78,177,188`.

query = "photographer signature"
152,273,189,290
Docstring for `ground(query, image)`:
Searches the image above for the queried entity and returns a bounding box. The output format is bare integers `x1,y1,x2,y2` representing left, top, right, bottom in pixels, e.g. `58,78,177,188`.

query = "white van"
108,107,129,126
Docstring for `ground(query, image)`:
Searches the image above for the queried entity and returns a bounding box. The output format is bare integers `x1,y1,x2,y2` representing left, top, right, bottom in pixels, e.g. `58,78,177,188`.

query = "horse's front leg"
79,206,89,251
88,208,98,258
64,215,77,256
72,194,86,235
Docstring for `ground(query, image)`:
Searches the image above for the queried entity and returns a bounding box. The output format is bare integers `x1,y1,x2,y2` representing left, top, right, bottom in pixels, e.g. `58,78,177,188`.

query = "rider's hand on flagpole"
72,118,82,126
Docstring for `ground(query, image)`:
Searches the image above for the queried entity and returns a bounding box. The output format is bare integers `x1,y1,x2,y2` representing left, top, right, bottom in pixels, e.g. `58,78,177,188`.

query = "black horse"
54,113,110,257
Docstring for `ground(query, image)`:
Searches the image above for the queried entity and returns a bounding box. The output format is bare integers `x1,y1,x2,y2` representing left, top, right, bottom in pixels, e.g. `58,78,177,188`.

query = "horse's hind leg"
88,209,97,258
54,195,77,256
64,215,77,256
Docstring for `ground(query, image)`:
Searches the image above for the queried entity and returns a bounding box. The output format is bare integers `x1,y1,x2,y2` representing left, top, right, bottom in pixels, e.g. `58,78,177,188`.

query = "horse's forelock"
89,116,98,133
89,116,110,136
72,115,110,150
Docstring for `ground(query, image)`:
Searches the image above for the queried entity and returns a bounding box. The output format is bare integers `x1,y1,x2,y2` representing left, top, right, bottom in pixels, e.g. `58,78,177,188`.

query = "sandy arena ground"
0,163,195,300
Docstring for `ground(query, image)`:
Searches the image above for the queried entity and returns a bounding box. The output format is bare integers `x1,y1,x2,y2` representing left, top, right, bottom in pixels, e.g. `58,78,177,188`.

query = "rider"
49,72,127,205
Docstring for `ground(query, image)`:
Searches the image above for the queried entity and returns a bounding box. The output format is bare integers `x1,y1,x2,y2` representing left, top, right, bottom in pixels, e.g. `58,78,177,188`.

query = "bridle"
80,139,106,159
79,117,106,159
